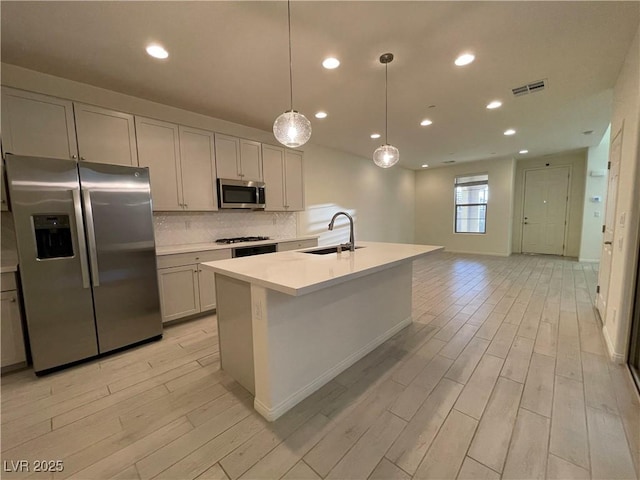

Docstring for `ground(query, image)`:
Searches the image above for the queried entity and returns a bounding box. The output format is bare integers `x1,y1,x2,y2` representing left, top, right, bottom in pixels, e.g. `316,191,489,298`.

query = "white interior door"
597,128,622,318
521,166,570,255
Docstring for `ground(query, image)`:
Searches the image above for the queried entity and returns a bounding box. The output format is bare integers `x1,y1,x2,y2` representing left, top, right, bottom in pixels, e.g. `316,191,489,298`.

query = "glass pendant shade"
273,110,312,148
373,144,400,168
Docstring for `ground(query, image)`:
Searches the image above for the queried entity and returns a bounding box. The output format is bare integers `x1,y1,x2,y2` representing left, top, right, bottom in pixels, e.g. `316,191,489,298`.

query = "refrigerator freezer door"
79,162,162,353
5,156,98,372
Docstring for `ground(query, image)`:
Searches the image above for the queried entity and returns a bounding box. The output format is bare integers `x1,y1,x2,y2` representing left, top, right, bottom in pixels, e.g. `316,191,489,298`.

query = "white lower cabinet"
277,238,318,252
1,273,26,370
157,265,200,322
156,249,231,322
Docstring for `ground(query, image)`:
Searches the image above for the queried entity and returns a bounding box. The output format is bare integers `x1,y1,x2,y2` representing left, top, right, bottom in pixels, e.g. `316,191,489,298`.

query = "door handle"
82,189,100,287
604,241,612,245
71,189,91,289
524,222,528,225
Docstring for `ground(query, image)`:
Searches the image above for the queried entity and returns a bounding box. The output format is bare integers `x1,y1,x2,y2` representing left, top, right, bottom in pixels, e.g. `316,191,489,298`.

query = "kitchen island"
201,241,442,421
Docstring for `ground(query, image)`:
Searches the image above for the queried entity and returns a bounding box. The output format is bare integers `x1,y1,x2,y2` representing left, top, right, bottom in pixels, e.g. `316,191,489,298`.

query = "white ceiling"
1,1,638,170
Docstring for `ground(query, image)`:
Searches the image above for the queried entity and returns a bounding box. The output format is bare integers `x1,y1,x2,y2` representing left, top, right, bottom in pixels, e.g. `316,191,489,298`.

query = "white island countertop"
202,241,442,296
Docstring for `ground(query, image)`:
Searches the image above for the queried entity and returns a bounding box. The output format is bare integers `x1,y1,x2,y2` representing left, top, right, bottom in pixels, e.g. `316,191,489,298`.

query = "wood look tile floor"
2,252,639,480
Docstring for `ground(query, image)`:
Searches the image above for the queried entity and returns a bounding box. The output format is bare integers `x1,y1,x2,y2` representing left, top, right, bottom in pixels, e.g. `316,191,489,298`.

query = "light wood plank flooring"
2,252,639,479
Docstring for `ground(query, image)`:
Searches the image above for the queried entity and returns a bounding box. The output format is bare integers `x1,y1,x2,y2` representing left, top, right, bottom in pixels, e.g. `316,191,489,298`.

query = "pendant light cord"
385,62,388,145
287,0,294,111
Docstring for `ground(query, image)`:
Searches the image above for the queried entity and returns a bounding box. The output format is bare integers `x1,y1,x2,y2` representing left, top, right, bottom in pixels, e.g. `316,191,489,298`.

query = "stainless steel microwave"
217,178,266,209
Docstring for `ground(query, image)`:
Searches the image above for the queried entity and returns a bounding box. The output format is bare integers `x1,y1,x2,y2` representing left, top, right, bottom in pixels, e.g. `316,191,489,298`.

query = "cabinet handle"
10,297,16,303
72,155,77,159
80,156,86,161
184,204,188,209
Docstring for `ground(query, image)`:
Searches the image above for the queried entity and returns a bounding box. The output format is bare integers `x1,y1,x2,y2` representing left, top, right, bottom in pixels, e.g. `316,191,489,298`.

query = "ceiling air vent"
512,79,547,97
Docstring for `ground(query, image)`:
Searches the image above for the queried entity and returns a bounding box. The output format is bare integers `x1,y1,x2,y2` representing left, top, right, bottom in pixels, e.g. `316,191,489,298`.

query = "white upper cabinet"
1,87,78,160
214,133,263,181
179,126,218,211
262,144,304,212
239,139,263,181
214,133,240,179
135,116,183,211
262,144,286,210
284,149,304,211
74,103,138,166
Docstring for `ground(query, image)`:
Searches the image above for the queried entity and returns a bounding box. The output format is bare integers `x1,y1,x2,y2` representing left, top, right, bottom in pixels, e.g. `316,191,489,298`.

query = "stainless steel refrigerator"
5,155,162,374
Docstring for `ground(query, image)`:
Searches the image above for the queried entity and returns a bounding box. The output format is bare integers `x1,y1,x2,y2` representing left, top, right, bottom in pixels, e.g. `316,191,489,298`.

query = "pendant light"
273,0,311,148
373,53,400,168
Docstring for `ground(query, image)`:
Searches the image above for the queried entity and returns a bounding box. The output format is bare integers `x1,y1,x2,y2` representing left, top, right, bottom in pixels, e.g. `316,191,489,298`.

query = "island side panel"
215,273,255,394
251,262,412,421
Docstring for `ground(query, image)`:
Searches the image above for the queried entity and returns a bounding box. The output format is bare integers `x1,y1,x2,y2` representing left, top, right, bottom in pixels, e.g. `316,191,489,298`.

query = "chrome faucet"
328,211,355,252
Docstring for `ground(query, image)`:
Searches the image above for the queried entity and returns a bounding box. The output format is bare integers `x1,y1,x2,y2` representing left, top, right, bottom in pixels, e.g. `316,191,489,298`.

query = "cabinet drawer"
1,273,17,292
157,248,231,269
277,239,318,252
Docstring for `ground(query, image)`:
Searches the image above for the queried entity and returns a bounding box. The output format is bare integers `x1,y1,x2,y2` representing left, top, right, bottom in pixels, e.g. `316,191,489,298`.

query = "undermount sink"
302,245,365,255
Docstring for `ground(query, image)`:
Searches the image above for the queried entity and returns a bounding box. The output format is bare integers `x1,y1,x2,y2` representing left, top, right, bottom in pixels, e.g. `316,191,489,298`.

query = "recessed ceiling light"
519,149,529,154
454,53,475,66
486,100,502,109
314,111,327,119
420,119,433,126
504,129,516,136
146,44,169,59
421,164,429,168
370,133,381,139
322,57,340,69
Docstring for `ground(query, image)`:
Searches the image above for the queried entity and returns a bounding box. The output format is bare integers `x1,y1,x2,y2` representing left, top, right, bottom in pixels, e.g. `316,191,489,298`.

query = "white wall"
512,150,587,258
298,144,415,245
602,25,640,362
579,125,610,262
415,157,516,256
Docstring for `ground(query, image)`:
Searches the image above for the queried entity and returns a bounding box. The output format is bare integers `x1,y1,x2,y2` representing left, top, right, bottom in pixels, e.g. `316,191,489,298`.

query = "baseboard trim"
254,315,413,421
444,249,511,257
602,325,625,364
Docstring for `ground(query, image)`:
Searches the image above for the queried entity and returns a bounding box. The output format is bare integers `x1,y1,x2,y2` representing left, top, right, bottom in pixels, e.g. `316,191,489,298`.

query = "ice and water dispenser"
33,215,74,259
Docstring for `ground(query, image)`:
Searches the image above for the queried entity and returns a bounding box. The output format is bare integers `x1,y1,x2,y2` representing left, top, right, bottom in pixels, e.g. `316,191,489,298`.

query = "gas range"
215,236,271,245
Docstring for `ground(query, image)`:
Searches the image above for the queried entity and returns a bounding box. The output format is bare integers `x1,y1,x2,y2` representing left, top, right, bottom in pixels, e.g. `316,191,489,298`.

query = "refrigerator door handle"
82,188,100,287
71,188,91,289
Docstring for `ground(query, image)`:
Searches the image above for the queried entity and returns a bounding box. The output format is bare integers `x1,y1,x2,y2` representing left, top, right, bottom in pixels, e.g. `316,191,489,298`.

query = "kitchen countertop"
202,241,443,296
1,250,19,273
155,236,318,256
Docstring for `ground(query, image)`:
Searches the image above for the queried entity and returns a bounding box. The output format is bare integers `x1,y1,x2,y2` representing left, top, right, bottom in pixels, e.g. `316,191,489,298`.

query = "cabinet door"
179,126,218,211
1,87,78,160
214,133,240,179
135,116,183,211
239,139,263,181
74,103,138,166
157,265,200,322
262,144,286,211
198,266,217,311
1,156,8,211
284,150,305,211
1,290,26,367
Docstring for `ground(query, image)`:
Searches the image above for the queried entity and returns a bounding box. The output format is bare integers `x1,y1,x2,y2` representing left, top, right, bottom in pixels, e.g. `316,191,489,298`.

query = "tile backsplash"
153,211,297,246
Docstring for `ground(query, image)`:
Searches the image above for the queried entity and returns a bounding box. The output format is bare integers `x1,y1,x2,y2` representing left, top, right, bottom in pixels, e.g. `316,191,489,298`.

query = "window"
455,174,488,233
